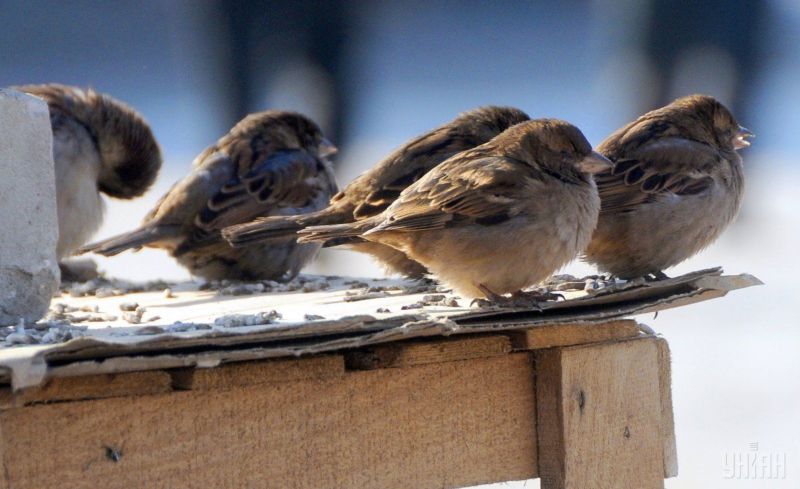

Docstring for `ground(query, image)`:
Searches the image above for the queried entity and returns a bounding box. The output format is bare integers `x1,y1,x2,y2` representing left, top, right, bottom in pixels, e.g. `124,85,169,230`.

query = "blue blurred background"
2,1,798,487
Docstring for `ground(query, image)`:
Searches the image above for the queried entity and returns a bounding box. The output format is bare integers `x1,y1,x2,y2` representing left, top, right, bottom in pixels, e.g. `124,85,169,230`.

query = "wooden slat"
13,371,172,406
0,388,12,409
170,354,344,391
535,337,665,489
510,320,641,350
657,337,678,477
345,335,512,370
0,352,537,489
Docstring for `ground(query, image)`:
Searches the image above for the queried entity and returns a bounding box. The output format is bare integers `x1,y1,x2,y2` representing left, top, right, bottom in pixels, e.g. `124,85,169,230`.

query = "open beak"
734,126,754,150
319,138,338,158
577,151,614,175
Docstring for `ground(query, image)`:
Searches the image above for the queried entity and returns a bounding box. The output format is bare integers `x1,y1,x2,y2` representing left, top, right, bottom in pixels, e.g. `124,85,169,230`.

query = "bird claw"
471,284,563,309
470,297,494,308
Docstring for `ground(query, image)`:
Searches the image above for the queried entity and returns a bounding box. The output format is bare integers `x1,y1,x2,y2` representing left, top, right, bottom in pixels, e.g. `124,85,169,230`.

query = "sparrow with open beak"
297,119,612,302
79,111,338,281
584,94,753,279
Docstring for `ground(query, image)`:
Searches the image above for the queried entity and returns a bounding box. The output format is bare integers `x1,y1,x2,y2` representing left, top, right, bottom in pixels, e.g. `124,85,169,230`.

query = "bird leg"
470,284,505,307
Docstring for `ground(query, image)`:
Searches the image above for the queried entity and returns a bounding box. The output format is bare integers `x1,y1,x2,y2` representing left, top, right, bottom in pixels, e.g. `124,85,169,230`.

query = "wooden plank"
0,352,537,489
510,320,641,350
0,388,12,409
13,371,172,406
657,337,678,477
345,335,512,370
170,354,344,391
535,337,664,489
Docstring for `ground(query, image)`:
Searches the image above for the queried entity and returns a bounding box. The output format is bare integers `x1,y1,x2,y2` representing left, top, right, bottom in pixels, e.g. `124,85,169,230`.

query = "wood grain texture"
0,352,537,489
170,354,344,391
345,334,512,370
657,337,678,477
510,320,641,350
536,337,665,489
13,371,172,406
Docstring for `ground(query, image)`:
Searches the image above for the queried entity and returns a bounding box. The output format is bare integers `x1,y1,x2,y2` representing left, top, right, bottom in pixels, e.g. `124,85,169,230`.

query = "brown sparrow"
298,119,612,301
584,94,752,279
223,106,530,278
14,84,162,263
79,111,337,281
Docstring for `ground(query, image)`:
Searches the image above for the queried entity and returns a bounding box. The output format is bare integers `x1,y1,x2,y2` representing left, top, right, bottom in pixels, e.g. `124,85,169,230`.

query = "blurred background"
2,0,798,487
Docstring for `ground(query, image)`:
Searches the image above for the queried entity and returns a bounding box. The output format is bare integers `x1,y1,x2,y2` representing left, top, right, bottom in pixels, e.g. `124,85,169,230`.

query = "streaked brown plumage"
14,84,162,260
298,119,611,300
78,111,338,281
584,95,752,279
222,106,530,278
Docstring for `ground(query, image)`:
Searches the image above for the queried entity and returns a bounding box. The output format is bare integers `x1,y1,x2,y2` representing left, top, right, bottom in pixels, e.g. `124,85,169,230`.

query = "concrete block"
0,89,60,326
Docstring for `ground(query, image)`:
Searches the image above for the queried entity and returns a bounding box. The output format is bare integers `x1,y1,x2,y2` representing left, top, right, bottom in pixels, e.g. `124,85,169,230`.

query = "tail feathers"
297,218,378,245
77,225,177,257
222,217,305,247
222,207,347,247
321,236,366,248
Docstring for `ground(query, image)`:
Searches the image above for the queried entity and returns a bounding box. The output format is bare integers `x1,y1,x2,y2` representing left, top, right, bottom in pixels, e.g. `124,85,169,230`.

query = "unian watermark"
724,442,787,479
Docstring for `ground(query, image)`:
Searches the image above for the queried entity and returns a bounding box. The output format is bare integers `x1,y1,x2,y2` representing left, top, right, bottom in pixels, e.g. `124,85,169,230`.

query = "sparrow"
296,119,612,301
584,94,753,279
13,84,162,264
78,111,338,281
222,106,530,279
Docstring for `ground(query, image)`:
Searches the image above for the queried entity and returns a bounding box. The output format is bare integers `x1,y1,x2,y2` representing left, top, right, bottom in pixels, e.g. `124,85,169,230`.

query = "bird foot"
471,284,563,309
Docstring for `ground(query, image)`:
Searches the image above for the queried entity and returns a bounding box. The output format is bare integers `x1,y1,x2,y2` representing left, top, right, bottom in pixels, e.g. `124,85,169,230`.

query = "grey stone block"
0,89,60,326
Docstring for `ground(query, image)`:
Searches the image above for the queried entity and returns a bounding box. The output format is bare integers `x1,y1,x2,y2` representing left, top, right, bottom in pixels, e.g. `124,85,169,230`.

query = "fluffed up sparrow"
584,94,752,279
79,111,338,281
297,119,612,302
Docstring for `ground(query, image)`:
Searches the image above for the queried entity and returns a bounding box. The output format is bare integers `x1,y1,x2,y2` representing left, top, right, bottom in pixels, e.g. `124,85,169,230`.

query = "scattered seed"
344,291,389,302
122,312,141,324
136,326,165,335
5,332,38,345
119,302,139,312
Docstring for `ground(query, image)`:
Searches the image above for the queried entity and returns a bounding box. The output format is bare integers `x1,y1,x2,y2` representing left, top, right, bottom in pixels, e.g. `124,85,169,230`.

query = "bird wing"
368,155,531,233
350,127,476,219
595,137,722,214
191,148,328,240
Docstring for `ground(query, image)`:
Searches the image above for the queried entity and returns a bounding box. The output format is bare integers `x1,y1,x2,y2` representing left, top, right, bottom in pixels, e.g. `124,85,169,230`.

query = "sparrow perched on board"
297,119,612,301
222,106,530,279
14,84,162,265
78,111,338,281
584,94,753,279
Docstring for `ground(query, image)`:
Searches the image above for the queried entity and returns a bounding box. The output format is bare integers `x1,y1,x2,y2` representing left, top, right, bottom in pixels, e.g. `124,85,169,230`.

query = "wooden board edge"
344,334,512,370
510,320,642,351
656,336,679,478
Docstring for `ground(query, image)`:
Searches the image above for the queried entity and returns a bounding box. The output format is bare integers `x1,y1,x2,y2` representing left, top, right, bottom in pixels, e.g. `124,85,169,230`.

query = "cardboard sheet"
0,268,761,390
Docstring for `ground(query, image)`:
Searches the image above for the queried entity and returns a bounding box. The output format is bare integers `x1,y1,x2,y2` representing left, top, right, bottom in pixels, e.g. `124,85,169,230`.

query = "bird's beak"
734,126,754,150
319,138,338,158
577,151,614,174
